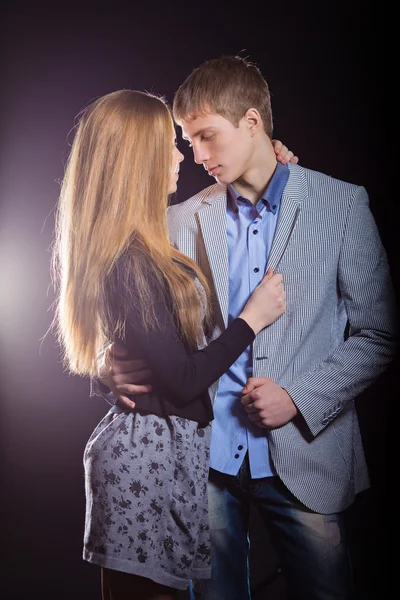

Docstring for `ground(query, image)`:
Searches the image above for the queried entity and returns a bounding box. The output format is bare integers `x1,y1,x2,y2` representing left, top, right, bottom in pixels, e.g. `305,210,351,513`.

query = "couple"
52,56,397,600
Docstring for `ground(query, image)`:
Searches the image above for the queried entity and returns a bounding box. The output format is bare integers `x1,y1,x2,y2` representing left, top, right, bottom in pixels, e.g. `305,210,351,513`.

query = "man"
95,56,397,599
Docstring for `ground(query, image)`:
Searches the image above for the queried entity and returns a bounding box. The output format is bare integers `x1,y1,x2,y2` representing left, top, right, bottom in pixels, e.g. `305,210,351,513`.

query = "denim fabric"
190,453,354,600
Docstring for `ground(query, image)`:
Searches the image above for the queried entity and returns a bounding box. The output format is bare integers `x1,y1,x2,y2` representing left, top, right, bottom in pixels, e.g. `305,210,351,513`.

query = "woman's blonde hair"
52,89,210,376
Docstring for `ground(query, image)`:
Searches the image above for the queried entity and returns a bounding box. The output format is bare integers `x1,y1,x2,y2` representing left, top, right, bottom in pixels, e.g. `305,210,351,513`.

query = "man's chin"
213,173,229,185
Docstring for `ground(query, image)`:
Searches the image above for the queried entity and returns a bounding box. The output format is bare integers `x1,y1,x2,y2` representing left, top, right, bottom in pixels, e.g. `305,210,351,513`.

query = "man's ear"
244,108,263,136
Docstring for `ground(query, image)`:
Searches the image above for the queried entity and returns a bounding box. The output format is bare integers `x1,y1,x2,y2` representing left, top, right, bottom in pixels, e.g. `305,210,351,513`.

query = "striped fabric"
167,163,397,514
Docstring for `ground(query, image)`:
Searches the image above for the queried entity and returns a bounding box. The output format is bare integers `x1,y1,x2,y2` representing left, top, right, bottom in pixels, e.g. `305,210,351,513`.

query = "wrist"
238,311,260,335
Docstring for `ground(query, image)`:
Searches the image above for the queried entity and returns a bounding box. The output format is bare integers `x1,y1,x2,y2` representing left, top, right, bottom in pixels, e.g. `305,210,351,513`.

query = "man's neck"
233,140,277,205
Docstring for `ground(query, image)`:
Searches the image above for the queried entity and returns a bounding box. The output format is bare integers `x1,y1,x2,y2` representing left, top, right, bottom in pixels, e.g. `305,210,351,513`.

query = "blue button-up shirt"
209,161,289,478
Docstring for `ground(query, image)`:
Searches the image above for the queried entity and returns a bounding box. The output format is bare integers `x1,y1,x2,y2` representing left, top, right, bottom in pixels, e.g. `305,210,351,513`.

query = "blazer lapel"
197,193,230,327
266,167,305,270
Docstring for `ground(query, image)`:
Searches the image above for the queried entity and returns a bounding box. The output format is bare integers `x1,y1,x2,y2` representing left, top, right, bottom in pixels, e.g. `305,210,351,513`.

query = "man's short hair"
173,55,273,138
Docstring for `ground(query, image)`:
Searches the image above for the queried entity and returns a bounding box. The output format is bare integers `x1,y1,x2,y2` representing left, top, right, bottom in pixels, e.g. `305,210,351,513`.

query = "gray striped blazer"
167,163,397,514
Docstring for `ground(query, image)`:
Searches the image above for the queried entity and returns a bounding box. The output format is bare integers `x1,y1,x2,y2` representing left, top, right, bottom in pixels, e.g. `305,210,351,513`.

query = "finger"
243,403,258,413
276,145,289,163
112,369,152,385
241,390,259,405
241,392,252,405
242,378,255,395
277,282,285,294
241,382,257,396
244,378,272,397
116,395,136,410
278,148,291,163
290,155,299,164
264,267,274,280
272,139,282,154
242,378,268,395
116,383,152,395
270,273,283,286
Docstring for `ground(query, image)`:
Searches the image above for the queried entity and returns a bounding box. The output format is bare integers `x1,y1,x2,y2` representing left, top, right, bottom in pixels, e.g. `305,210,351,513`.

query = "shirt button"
254,267,259,273
234,453,240,459
253,230,258,235
272,205,277,210
238,445,243,450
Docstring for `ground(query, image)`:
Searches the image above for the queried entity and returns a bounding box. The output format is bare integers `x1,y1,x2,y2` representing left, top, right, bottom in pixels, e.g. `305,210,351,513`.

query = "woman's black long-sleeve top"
108,260,255,424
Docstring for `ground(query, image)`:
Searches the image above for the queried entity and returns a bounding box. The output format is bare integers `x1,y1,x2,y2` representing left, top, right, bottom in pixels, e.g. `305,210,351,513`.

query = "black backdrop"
0,2,395,599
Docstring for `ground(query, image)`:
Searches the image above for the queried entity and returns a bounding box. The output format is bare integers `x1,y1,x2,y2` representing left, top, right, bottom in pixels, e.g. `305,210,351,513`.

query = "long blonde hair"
52,89,210,376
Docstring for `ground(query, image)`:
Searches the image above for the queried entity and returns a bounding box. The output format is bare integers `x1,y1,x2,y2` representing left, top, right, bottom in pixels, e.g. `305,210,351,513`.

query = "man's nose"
193,144,209,165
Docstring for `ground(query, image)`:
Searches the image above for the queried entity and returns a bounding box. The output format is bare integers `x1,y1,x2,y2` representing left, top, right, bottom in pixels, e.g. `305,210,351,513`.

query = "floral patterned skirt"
83,407,212,590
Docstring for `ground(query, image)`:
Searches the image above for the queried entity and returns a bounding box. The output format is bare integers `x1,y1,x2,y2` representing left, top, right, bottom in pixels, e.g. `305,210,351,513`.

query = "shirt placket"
248,203,267,293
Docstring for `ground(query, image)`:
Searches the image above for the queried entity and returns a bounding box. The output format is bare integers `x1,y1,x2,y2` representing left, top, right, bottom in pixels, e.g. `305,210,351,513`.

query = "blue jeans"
189,453,353,600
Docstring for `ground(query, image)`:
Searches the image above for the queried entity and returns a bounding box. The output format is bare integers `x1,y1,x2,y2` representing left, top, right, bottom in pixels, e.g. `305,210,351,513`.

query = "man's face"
179,111,255,185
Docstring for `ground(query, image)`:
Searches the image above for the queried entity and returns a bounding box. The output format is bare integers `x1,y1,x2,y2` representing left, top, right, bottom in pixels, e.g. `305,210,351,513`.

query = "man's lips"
206,165,220,176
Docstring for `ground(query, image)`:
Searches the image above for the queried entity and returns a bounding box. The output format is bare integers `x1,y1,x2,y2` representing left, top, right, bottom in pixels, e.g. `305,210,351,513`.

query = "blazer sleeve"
285,186,398,436
122,275,255,407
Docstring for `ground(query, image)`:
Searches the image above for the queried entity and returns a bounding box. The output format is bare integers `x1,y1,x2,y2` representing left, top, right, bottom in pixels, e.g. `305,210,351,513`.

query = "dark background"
0,2,395,599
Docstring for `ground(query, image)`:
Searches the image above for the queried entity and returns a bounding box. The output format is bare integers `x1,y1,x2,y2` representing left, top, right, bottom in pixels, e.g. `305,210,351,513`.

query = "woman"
52,89,286,599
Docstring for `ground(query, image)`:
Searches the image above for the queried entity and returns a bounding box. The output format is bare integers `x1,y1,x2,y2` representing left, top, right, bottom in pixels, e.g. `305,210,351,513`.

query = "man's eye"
201,135,213,142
